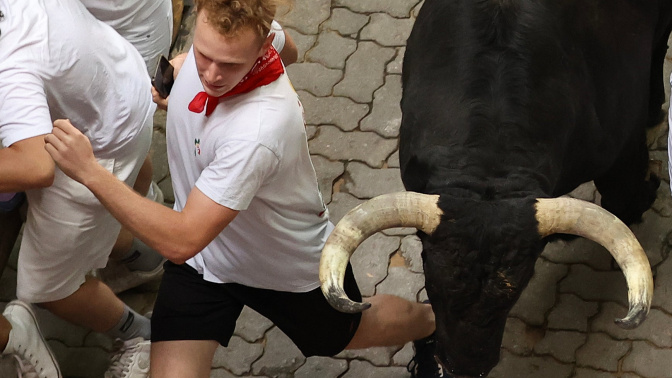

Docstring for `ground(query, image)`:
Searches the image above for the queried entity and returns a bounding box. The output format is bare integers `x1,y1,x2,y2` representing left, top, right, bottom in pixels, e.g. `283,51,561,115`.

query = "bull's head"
319,192,653,377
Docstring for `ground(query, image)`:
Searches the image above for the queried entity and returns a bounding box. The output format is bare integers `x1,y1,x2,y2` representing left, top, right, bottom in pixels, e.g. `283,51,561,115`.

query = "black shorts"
151,261,363,357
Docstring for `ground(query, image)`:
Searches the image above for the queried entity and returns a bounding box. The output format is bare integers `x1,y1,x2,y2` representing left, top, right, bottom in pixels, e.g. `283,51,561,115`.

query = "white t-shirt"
0,0,155,157
167,48,333,292
79,0,173,73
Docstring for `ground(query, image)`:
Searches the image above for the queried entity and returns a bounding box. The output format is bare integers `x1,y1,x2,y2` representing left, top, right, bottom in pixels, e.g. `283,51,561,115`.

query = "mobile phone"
152,55,174,99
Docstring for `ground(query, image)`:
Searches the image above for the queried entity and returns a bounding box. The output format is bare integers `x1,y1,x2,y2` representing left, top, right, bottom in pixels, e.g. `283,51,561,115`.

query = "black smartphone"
152,55,174,99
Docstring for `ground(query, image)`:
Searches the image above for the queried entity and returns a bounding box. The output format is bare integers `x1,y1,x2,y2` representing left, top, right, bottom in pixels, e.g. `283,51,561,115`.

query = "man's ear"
258,33,275,57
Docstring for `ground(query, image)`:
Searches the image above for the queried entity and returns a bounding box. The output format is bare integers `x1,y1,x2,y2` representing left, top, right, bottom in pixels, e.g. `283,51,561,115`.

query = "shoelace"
106,339,146,376
13,354,40,378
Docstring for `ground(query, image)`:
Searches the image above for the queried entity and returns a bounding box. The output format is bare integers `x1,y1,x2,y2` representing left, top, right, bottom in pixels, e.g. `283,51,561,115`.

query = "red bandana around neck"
188,46,285,116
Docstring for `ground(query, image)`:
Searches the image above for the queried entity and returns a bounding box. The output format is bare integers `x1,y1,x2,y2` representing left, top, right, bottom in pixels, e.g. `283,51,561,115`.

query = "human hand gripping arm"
151,52,188,111
45,119,239,264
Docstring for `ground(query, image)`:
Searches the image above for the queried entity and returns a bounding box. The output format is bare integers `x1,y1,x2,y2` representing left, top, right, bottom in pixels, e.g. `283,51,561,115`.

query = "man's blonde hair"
194,0,292,39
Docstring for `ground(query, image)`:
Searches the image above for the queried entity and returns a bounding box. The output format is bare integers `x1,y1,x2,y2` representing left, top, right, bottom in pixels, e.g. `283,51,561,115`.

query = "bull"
319,0,672,377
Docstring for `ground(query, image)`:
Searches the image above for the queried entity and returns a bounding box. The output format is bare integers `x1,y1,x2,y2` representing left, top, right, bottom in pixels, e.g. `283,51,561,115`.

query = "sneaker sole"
7,300,63,378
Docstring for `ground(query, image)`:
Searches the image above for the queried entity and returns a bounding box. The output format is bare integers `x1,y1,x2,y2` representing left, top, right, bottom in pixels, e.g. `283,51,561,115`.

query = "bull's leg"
594,130,659,225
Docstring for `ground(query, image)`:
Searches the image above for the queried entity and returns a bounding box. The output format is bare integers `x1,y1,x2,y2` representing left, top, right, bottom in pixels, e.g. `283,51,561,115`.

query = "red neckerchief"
188,46,284,116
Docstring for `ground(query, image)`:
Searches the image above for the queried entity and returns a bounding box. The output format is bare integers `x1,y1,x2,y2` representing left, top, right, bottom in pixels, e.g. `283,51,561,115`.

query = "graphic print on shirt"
194,138,201,156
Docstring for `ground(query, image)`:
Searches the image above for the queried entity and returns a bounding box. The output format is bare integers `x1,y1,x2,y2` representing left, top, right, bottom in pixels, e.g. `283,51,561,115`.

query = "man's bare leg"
345,294,435,349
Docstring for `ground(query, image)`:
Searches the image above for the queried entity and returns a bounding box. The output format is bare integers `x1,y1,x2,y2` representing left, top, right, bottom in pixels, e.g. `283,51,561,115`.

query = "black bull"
319,0,672,377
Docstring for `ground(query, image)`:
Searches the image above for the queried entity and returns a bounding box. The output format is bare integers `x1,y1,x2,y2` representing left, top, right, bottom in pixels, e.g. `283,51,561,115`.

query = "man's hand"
44,119,101,184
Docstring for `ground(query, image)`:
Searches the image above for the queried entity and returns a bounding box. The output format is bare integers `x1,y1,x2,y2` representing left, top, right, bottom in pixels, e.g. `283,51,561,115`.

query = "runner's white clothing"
0,0,155,302
80,0,173,73
167,48,332,292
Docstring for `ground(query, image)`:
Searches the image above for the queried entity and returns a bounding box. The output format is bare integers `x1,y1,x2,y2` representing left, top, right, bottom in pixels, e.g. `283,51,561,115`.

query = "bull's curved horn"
319,192,442,313
535,197,653,329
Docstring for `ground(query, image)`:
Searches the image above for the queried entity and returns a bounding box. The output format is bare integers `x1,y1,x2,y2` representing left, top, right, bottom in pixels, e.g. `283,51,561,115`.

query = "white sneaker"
2,301,61,378
104,337,150,378
13,355,39,378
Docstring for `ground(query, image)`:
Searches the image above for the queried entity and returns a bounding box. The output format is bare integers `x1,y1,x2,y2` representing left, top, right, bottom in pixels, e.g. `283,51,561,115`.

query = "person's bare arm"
0,135,55,192
45,119,237,264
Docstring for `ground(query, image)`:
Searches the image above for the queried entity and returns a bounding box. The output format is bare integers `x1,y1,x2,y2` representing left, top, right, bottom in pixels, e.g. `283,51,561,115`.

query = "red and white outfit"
0,0,155,302
166,40,332,292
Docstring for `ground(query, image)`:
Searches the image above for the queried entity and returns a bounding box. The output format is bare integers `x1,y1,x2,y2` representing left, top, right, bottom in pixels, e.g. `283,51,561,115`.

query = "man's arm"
0,135,55,192
45,119,237,264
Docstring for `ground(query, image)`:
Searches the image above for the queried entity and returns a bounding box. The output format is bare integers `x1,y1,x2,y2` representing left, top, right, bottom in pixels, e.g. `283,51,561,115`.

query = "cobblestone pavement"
2,0,672,377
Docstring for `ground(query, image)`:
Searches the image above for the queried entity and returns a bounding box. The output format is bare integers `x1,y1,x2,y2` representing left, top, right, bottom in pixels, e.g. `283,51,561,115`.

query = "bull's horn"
319,192,442,313
535,197,653,329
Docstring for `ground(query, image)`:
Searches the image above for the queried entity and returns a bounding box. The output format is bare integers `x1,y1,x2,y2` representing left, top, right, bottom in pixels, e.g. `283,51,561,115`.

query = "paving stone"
212,336,263,375
327,192,366,224
350,233,400,296
391,342,415,367
294,356,348,378
323,8,370,36
387,47,405,74
400,235,423,273
305,31,357,69
361,13,415,47
251,327,305,376
567,181,597,202
489,349,573,378
540,238,614,271
285,28,317,63
651,182,672,217
591,302,672,348
653,251,672,312
287,62,343,96
276,0,330,34
35,307,89,348
547,294,599,332
412,0,425,17
534,330,587,363
51,340,109,378
629,210,668,267
344,162,405,198
311,155,345,203
382,227,417,236
209,368,238,378
361,75,403,138
509,259,569,326
376,266,425,302
559,264,629,306
306,125,317,140
233,306,274,343
573,367,621,378
340,359,410,378
388,149,400,168
622,341,672,378
334,42,396,103
336,346,400,367
309,126,398,168
297,91,369,130
333,0,421,18
575,332,630,372
501,317,537,355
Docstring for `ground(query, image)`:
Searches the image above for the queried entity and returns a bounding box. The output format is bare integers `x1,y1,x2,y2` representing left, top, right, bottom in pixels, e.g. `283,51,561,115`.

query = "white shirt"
0,0,154,155
167,48,333,292
79,0,173,72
